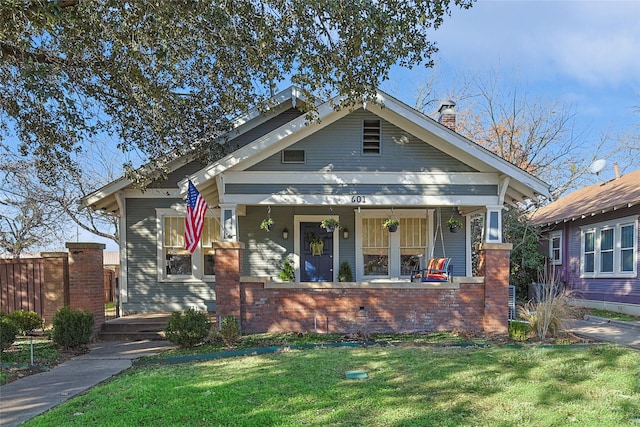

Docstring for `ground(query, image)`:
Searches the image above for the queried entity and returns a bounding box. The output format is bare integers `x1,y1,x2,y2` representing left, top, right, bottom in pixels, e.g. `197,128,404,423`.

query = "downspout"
114,191,128,311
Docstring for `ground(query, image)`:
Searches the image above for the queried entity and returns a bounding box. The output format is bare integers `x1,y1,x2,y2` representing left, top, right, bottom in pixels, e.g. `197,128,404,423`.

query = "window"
580,217,637,278
362,119,381,155
157,208,220,281
549,231,562,265
358,210,429,279
362,218,388,276
400,218,427,275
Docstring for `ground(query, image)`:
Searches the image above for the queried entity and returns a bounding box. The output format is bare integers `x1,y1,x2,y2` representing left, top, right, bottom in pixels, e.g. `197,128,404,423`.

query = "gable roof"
530,169,640,226
82,87,307,213
179,89,551,205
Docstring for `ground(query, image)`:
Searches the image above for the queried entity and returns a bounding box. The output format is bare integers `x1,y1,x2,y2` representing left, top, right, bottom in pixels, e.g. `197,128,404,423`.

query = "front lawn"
24,343,640,426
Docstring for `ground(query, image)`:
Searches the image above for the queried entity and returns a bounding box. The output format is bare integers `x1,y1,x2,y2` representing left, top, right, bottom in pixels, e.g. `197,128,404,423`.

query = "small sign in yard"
345,370,368,380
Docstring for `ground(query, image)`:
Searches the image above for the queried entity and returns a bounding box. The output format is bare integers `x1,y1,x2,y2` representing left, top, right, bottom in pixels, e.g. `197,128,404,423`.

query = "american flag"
184,180,208,253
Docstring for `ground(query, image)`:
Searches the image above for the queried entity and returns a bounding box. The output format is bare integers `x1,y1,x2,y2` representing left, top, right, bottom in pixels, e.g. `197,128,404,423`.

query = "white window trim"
580,215,637,279
156,207,220,283
549,231,563,265
355,209,429,280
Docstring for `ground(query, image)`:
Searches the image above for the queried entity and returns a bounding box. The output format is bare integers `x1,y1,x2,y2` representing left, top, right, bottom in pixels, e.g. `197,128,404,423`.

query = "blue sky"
381,0,640,181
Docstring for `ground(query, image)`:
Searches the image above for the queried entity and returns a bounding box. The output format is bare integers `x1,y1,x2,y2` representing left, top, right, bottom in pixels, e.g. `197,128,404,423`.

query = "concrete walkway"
0,340,174,427
565,315,640,350
1,317,639,426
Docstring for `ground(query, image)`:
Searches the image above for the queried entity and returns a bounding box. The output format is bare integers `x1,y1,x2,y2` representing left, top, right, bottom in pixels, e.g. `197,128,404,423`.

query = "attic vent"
282,149,305,163
362,119,381,155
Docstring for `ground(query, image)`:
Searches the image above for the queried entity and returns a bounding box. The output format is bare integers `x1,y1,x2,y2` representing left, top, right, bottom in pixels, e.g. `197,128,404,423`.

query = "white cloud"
433,0,640,88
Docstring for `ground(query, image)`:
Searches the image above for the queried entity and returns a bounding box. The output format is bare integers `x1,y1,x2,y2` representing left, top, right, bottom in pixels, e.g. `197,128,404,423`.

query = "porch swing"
410,208,453,282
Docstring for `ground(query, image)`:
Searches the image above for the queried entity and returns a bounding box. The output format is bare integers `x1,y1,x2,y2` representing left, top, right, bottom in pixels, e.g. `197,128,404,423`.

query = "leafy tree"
0,149,118,255
1,0,474,184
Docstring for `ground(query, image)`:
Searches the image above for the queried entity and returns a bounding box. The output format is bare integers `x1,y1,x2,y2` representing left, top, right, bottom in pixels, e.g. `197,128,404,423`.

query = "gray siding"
226,108,304,152
124,198,215,312
249,109,476,173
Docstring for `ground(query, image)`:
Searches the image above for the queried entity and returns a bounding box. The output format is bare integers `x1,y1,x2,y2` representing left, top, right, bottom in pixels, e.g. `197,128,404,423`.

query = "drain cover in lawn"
345,370,368,380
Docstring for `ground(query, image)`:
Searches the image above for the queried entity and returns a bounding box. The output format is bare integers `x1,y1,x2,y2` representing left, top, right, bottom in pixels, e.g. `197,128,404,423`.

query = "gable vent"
282,149,305,163
362,119,381,155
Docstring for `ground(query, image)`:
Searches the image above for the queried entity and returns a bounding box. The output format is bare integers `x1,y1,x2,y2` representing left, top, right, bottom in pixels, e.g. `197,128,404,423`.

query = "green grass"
24,343,640,426
0,336,62,385
591,308,640,322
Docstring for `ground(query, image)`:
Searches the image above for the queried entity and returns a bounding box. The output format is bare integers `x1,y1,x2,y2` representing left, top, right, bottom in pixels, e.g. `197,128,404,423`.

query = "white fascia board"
180,95,351,195
230,86,305,129
222,171,500,186
122,188,183,198
371,93,551,199
222,194,500,206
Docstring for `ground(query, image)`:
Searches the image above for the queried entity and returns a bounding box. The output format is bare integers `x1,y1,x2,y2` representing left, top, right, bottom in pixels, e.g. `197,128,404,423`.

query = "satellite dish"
589,159,607,175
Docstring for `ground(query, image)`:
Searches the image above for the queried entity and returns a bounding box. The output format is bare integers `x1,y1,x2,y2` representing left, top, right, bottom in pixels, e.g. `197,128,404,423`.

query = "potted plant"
338,261,353,282
305,232,324,256
279,257,295,282
320,218,340,232
447,218,463,233
260,217,274,232
383,218,400,232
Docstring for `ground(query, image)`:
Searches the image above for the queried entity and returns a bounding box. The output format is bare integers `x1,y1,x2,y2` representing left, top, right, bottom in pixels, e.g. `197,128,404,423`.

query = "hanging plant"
320,218,340,232
305,232,324,256
260,217,274,232
383,218,400,232
447,218,463,233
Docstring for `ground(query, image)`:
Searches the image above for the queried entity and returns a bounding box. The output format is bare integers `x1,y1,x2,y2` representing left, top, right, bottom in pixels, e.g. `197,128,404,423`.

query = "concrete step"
102,321,168,333
98,331,166,341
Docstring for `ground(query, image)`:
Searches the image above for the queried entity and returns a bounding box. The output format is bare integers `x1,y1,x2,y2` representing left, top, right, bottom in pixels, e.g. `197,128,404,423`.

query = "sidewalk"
0,340,174,427
564,315,640,350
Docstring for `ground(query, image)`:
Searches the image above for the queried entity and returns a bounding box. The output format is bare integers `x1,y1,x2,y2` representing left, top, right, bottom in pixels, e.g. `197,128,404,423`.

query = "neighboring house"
83,87,550,333
531,168,640,316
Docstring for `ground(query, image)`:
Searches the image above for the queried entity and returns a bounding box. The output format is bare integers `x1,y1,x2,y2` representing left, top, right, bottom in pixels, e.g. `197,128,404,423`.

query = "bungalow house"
530,167,640,316
83,87,550,334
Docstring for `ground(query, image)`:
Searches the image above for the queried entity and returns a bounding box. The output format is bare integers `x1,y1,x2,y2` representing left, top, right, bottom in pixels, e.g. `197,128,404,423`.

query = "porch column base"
213,242,244,320
477,242,512,334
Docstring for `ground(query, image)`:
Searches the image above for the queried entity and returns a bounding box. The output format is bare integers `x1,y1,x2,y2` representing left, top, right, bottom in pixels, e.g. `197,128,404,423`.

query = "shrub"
280,257,295,282
164,309,211,348
338,261,353,282
518,264,575,340
52,307,95,349
9,310,43,335
219,315,240,348
508,320,530,342
0,317,18,352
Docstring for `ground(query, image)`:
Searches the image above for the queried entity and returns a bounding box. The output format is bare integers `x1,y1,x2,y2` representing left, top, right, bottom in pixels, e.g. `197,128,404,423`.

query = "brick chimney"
438,100,456,131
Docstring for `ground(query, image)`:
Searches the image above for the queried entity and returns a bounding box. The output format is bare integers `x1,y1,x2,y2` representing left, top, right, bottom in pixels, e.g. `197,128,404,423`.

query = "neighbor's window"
580,217,637,278
549,231,562,265
362,217,389,276
362,119,381,155
400,217,427,276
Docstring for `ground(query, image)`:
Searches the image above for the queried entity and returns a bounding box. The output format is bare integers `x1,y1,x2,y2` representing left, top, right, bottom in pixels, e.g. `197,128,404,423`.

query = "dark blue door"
300,222,334,281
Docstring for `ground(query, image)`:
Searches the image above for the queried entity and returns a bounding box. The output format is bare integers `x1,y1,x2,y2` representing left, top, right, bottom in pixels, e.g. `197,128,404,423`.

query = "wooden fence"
0,243,106,331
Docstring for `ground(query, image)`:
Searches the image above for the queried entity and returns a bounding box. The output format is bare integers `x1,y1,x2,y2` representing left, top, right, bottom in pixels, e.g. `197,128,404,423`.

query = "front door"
300,222,334,281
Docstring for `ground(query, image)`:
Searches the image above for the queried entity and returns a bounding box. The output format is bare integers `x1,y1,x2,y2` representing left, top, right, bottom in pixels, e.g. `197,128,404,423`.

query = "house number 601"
351,195,366,203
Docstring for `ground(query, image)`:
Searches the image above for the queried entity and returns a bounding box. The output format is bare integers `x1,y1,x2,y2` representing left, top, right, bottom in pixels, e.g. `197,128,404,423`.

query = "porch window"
580,217,637,278
362,217,389,276
400,217,427,275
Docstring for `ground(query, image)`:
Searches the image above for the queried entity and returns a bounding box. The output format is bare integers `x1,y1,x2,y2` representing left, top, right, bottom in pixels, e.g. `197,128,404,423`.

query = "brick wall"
216,243,512,335
66,243,106,333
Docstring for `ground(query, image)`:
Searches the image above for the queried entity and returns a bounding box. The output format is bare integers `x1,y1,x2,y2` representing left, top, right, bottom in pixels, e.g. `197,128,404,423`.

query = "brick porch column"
40,252,69,327
213,242,244,319
477,242,512,334
66,242,106,334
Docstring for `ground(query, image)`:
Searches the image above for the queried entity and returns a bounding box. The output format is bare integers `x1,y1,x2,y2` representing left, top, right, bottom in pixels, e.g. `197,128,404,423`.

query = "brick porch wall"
66,242,106,333
215,243,511,335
